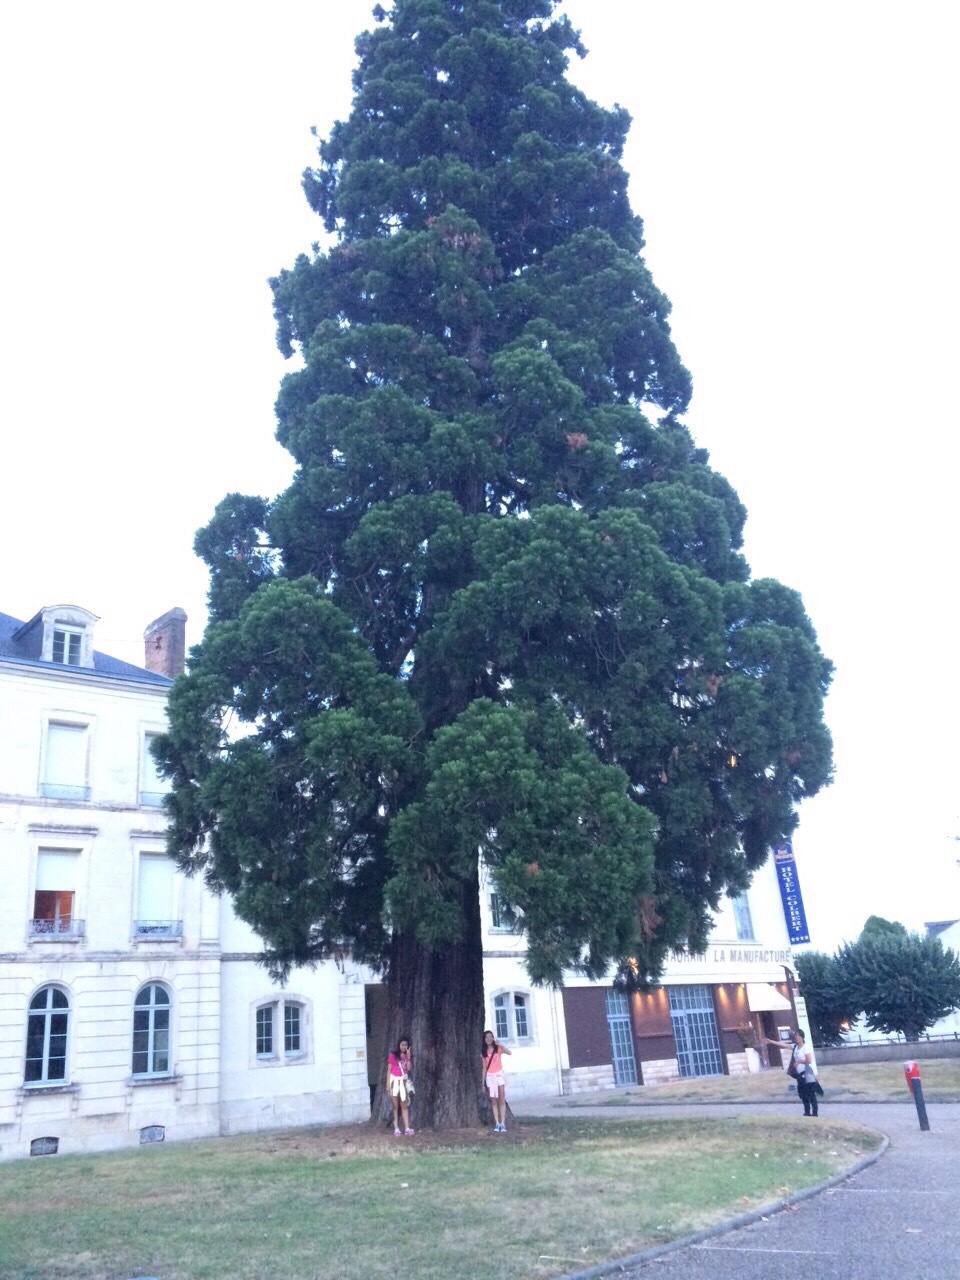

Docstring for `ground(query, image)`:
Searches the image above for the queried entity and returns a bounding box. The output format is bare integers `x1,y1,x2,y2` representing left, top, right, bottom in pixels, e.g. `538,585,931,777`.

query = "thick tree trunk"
373,874,488,1128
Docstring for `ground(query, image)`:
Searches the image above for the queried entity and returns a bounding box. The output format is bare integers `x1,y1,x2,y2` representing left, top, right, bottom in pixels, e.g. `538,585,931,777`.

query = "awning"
746,983,792,1013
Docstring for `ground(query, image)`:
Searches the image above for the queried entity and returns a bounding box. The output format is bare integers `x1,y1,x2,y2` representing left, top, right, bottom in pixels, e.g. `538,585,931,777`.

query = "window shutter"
44,723,88,796
137,854,174,919
36,849,80,891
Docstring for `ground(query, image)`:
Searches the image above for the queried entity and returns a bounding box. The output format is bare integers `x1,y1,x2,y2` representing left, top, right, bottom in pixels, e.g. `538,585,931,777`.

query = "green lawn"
0,1116,879,1280
593,1057,960,1105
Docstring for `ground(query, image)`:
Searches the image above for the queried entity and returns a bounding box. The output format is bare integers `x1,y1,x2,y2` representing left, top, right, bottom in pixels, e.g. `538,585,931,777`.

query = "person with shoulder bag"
482,1029,512,1132
386,1036,415,1136
762,1028,822,1116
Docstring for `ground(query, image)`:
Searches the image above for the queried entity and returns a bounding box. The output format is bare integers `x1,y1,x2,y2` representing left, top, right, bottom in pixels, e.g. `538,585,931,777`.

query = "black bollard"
910,1075,931,1131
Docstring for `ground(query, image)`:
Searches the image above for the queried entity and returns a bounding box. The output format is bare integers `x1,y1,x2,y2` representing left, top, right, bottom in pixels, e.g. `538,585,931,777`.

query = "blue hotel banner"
773,841,810,944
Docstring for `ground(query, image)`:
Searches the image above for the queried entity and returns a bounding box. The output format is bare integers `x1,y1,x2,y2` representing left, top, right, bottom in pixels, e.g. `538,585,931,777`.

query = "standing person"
763,1028,822,1116
482,1029,512,1132
386,1037,415,1136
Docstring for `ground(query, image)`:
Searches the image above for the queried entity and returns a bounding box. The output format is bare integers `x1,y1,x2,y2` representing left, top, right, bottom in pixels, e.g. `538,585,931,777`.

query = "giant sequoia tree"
158,0,833,1126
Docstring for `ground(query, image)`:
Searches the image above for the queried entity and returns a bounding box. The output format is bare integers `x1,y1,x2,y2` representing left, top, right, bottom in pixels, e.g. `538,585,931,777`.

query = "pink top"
388,1052,410,1077
484,1048,504,1074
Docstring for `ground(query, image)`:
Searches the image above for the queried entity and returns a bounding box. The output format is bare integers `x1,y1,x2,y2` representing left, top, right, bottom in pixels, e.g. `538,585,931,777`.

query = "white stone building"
0,604,368,1161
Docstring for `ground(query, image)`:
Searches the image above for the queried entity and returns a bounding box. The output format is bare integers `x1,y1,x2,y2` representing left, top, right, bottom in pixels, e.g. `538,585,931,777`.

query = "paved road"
512,1096,960,1279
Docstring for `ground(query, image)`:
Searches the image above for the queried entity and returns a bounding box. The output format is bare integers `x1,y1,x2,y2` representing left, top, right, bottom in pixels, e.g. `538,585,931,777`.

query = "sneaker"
404,1128,415,1135
394,1128,402,1136
496,1123,505,1132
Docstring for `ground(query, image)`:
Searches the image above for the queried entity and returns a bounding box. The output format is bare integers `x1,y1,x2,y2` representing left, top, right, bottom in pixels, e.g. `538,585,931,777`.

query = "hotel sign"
773,841,810,944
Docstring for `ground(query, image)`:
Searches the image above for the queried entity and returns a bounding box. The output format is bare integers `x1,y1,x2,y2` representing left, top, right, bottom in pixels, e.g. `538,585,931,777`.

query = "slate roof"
924,920,960,939
0,611,172,687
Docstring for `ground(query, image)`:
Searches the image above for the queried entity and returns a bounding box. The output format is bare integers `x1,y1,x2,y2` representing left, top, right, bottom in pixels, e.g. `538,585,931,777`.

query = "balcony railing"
40,783,91,801
133,920,183,939
29,918,85,938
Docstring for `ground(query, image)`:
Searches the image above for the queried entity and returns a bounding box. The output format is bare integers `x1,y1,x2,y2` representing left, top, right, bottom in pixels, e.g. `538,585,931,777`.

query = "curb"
550,1134,890,1280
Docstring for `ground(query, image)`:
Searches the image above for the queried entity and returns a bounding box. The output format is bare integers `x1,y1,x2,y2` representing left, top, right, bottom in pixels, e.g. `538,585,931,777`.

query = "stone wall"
817,1040,960,1065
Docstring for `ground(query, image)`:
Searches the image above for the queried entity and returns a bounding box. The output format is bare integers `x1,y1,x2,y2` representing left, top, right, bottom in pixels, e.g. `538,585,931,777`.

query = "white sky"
2,1,958,950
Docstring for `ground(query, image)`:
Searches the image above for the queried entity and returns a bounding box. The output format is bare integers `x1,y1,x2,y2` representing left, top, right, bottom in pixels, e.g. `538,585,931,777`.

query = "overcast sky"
3,1,958,950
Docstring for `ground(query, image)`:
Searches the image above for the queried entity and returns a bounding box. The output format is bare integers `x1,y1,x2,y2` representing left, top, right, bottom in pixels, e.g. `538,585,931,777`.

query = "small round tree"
837,931,960,1042
795,950,856,1046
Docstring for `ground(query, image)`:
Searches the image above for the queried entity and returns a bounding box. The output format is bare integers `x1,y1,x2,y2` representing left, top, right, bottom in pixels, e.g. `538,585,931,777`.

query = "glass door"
605,989,638,1085
668,984,724,1077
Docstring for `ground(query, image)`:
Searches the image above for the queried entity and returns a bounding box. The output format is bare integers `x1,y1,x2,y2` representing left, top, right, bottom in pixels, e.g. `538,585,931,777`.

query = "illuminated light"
728,753,738,768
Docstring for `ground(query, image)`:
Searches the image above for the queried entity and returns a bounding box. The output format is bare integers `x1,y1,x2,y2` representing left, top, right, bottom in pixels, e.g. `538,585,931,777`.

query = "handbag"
786,1059,800,1079
405,1076,415,1096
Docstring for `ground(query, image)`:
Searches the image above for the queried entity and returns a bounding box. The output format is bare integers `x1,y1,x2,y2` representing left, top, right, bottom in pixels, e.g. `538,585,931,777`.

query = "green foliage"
795,950,856,1046
836,931,960,1041
859,914,909,941
158,0,833,986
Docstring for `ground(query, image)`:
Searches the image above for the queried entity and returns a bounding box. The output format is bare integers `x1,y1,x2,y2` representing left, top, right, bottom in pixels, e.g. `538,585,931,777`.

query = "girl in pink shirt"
386,1037,414,1136
482,1028,512,1132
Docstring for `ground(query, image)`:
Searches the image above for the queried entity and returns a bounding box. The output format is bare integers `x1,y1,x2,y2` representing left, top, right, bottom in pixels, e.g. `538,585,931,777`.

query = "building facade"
0,605,368,1161
1,602,805,1160
480,860,802,1096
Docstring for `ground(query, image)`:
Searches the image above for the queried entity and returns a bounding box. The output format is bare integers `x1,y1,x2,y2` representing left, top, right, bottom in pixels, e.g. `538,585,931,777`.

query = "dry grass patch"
0,1115,879,1280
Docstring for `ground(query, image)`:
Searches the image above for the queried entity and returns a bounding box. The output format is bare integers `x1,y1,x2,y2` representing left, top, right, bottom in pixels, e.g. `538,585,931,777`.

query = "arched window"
492,991,532,1044
133,984,171,1077
254,997,308,1063
25,986,69,1084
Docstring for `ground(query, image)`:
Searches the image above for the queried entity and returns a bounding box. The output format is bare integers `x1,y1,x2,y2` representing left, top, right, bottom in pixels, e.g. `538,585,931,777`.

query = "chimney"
144,608,187,678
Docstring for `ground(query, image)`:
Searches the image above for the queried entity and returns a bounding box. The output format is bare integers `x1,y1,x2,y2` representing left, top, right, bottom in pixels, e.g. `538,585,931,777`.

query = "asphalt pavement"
511,1093,960,1280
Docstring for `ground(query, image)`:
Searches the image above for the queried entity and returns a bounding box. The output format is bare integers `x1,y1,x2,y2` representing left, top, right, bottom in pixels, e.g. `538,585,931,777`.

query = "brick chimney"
144,608,187,678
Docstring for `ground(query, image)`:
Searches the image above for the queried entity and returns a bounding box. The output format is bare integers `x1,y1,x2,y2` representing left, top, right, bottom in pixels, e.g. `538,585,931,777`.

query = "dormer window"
52,627,83,666
14,604,100,669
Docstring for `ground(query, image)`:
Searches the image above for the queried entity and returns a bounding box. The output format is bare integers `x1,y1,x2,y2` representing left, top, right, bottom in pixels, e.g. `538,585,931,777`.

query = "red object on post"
904,1060,920,1090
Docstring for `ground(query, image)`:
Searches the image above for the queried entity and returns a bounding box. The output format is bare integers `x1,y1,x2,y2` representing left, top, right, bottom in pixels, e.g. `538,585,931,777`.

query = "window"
492,992,532,1043
133,853,180,938
31,849,82,937
132,984,171,1076
25,987,70,1084
52,626,83,665
489,893,521,933
255,999,306,1062
284,1003,301,1054
139,732,169,807
42,722,89,801
256,1006,274,1057
732,893,755,941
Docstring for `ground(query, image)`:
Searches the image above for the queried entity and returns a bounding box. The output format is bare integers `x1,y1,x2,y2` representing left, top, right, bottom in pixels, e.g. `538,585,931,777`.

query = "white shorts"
486,1071,506,1097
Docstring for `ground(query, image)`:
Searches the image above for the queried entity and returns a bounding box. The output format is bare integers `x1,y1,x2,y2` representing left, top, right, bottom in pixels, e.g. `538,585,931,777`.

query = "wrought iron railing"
29,918,85,938
133,920,183,939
